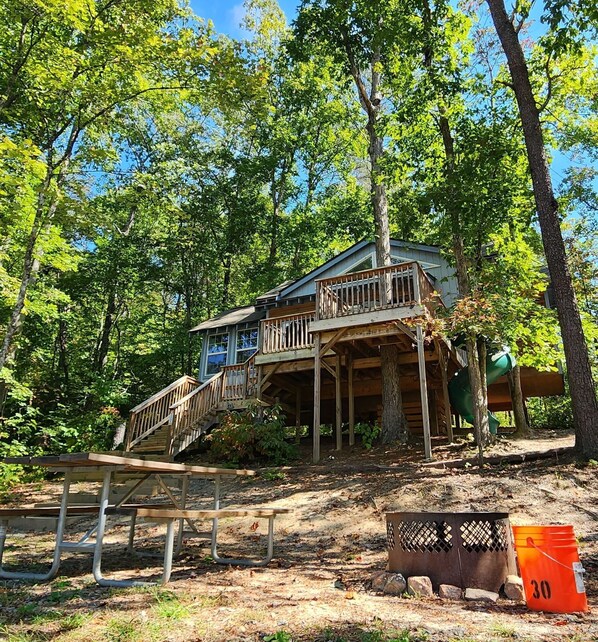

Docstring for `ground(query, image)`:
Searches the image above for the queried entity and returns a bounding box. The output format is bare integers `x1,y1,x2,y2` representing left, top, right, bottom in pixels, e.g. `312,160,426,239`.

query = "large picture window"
236,328,258,363
206,332,229,375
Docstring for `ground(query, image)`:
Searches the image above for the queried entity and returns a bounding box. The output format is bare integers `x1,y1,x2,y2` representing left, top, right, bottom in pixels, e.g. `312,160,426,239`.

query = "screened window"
236,328,258,363
206,332,229,375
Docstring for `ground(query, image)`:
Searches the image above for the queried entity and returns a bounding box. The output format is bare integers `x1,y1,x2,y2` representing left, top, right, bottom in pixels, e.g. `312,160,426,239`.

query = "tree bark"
364,52,408,444
507,364,530,437
486,0,598,458
94,286,117,374
0,180,54,370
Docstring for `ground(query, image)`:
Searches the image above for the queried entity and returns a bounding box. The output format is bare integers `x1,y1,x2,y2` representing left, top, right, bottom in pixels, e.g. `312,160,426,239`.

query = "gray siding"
283,241,459,307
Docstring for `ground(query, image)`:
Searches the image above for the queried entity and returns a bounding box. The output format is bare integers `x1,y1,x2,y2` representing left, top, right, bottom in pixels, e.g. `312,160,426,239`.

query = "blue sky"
189,1,299,37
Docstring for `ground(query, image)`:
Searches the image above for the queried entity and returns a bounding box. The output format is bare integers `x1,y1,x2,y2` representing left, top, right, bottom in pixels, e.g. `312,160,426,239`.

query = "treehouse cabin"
124,239,564,461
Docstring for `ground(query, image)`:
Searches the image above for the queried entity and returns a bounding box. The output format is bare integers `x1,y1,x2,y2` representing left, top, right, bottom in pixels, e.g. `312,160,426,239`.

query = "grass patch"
104,617,146,642
151,589,191,620
490,621,519,639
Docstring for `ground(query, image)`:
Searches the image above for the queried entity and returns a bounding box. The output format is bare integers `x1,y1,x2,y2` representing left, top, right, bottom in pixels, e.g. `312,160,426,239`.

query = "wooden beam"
255,347,315,365
321,327,348,356
260,362,282,388
322,360,337,379
352,351,439,370
310,305,426,333
313,333,321,464
394,320,416,343
348,355,355,446
416,324,433,461
335,354,342,451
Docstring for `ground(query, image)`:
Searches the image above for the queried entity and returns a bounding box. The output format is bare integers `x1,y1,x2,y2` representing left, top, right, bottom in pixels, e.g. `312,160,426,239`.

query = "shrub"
354,421,381,449
207,404,296,465
527,395,574,430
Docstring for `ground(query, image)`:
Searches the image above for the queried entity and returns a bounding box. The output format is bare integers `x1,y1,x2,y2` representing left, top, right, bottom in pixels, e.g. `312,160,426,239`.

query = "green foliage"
527,395,574,430
354,422,381,450
207,404,296,465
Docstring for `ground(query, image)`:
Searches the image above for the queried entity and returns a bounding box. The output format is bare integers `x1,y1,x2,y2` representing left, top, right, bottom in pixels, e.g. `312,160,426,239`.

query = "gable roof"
278,238,441,300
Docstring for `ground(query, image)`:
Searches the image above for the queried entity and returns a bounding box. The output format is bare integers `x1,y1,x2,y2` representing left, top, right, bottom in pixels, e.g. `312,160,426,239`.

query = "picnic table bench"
0,453,293,585
103,505,293,585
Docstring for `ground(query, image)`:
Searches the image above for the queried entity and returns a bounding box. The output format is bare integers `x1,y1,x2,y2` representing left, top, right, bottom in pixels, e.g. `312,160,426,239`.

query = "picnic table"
0,452,291,586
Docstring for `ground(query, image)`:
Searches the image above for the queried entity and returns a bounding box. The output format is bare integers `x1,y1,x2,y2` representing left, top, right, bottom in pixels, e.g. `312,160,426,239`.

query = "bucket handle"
526,537,585,574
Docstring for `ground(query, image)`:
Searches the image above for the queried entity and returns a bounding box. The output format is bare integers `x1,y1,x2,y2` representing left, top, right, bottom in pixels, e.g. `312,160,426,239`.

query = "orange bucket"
512,525,587,613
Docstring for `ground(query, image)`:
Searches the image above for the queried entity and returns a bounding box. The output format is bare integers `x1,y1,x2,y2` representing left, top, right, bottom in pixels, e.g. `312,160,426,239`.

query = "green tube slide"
448,349,516,434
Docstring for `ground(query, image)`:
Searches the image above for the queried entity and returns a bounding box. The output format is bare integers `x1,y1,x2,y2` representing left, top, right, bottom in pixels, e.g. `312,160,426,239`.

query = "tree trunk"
94,286,117,374
466,335,489,464
486,0,598,458
57,313,69,395
507,364,530,437
0,183,55,370
366,89,407,444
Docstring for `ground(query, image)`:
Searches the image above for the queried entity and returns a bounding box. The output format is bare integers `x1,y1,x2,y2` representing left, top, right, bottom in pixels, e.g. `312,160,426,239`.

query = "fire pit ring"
386,511,517,592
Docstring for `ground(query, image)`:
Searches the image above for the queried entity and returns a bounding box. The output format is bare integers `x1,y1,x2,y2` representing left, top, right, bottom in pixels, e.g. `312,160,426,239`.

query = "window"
206,332,229,375
236,328,258,363
346,255,373,274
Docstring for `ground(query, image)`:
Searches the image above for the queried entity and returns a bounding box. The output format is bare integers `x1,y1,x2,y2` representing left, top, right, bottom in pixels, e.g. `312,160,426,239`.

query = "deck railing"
167,372,223,455
316,261,439,321
221,354,258,401
261,312,316,354
126,375,200,450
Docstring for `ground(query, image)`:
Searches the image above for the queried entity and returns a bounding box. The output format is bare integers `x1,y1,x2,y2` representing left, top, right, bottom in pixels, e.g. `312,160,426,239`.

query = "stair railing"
126,375,200,450
167,371,224,455
221,354,258,401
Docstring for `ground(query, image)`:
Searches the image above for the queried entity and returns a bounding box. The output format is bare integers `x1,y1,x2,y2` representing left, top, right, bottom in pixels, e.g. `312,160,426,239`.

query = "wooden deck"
125,262,461,461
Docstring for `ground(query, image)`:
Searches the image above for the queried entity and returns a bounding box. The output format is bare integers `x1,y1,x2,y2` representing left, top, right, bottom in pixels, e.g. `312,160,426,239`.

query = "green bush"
0,404,120,491
527,395,574,430
207,404,296,465
354,421,381,449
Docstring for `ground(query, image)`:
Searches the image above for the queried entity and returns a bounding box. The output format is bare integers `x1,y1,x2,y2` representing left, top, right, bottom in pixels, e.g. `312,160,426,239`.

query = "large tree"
0,0,214,374
486,0,598,457
293,0,424,444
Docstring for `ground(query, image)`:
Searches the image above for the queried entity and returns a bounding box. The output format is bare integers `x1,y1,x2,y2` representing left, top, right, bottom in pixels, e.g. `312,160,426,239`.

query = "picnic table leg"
210,515,276,567
0,469,72,581
175,475,189,556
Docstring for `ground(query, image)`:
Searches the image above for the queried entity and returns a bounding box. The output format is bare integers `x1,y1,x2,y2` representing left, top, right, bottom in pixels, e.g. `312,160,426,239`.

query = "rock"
407,576,434,597
504,575,525,601
464,588,499,603
438,584,462,600
383,573,407,595
370,571,389,592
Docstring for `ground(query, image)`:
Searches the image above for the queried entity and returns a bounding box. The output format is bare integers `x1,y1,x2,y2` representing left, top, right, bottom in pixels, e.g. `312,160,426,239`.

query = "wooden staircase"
124,356,259,458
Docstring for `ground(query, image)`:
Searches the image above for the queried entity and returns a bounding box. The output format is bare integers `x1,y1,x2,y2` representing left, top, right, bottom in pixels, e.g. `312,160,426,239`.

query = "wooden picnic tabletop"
2,452,255,477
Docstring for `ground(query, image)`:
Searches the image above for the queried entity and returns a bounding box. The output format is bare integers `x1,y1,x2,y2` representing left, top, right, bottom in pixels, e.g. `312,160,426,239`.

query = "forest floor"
1,430,597,642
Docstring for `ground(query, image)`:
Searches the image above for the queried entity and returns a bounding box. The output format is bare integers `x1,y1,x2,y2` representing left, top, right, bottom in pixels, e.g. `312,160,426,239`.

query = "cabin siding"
287,245,376,299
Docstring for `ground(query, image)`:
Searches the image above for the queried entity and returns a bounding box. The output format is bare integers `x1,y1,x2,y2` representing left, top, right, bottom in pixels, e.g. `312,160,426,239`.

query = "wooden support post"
335,354,342,451
439,350,454,443
348,355,355,447
429,389,439,436
313,333,321,464
416,325,433,461
295,388,301,444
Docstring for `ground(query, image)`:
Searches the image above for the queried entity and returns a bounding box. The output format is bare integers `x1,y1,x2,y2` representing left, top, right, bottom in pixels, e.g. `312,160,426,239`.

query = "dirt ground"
1,431,597,642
